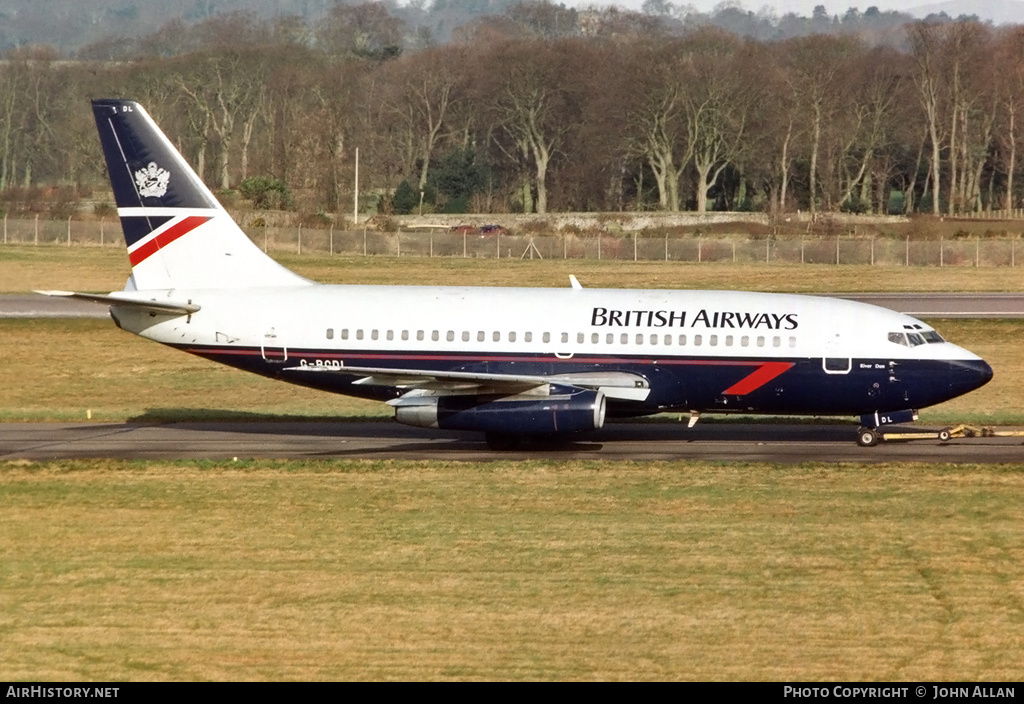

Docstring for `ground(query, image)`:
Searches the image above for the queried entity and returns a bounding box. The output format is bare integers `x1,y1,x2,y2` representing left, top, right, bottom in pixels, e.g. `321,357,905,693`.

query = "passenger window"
789,336,797,348
678,334,687,346
401,330,409,341
509,332,517,342
326,328,334,340
710,335,718,346
462,331,470,342
694,335,702,346
386,330,394,341
636,334,644,345
650,334,658,345
493,331,501,342
561,333,568,344
417,330,424,341
773,336,781,348
621,333,629,344
356,329,364,340
757,336,765,347
592,333,600,344
606,333,614,344
371,329,379,341
524,332,533,343
577,333,585,344
446,330,454,342
341,329,349,340
478,331,485,342
741,335,749,347
432,330,439,342
664,335,671,346
725,335,733,347
543,332,550,343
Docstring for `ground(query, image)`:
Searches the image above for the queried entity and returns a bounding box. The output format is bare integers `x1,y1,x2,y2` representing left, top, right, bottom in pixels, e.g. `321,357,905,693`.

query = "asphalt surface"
2,291,1024,319
2,421,1023,463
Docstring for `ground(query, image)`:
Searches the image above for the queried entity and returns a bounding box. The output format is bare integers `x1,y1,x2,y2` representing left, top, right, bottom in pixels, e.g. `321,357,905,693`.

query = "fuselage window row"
325,328,797,351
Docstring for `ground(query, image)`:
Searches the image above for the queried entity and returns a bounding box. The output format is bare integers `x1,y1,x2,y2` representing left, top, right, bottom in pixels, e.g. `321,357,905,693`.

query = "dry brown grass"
4,244,1024,293
2,460,1023,681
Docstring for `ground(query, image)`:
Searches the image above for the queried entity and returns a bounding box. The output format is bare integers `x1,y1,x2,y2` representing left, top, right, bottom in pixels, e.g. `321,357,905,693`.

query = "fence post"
67,216,72,246
34,214,39,245
264,229,268,253
732,241,735,263
496,233,500,259
664,233,668,261
976,238,980,267
1013,239,1016,268
363,228,367,256
800,237,804,264
871,236,875,266
330,223,334,255
100,217,104,246
835,237,839,265
766,238,770,264
598,235,601,260
463,232,467,258
3,213,6,244
563,233,566,259
905,236,909,266
633,232,637,262
429,235,433,258
940,236,943,267
698,238,702,263
397,232,401,258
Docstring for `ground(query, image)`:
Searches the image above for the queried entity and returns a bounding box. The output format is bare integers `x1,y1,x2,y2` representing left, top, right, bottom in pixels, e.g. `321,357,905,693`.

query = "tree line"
1,3,1023,219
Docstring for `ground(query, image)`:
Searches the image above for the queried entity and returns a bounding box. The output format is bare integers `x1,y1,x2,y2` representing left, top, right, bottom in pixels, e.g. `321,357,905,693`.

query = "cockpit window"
921,330,945,343
907,333,926,346
888,332,909,347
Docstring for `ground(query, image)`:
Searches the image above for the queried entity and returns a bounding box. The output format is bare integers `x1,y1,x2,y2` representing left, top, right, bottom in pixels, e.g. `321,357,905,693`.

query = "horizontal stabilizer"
35,290,200,316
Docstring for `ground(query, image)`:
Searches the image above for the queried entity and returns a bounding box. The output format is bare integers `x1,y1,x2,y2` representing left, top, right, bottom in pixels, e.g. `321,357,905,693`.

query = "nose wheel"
856,427,880,447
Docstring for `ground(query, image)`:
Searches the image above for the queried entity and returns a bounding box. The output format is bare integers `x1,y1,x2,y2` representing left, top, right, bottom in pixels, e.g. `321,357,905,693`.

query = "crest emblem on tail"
134,162,170,198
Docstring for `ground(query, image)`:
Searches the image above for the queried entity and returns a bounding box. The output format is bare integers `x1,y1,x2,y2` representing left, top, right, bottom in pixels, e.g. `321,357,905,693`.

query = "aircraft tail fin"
91,99,308,291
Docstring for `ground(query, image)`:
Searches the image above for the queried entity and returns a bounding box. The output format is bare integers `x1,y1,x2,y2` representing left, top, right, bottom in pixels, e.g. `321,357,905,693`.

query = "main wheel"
856,427,880,447
938,428,952,442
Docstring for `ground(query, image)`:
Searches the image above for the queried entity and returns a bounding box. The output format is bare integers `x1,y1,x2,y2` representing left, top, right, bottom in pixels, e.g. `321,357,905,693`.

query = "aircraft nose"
950,358,993,394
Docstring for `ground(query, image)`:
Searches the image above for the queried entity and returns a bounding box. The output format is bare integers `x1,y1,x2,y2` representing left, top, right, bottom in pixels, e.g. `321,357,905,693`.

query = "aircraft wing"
35,290,200,315
286,364,651,402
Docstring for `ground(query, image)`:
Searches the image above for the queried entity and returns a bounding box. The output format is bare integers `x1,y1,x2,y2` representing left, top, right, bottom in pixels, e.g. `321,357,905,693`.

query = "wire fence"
1,214,1022,267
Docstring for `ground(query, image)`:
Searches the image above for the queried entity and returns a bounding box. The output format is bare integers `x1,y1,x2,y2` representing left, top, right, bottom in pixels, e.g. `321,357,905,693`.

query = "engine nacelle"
395,388,607,435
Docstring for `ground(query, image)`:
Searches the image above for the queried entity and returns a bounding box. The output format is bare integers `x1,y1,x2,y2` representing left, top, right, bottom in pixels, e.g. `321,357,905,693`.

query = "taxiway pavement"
2,421,1022,463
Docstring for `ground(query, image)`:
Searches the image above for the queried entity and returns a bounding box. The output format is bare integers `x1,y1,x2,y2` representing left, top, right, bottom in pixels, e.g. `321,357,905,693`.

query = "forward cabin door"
822,332,852,375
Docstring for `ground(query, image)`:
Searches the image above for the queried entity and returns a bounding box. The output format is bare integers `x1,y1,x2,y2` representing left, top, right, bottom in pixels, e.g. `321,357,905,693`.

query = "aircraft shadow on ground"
125,409,865,445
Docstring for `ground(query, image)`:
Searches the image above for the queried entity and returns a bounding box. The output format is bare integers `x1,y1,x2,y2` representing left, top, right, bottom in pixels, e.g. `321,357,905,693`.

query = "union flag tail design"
92,99,307,291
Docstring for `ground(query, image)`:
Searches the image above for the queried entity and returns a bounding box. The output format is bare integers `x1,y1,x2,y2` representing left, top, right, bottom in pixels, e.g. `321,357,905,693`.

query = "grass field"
4,244,1024,293
3,246,1024,681
2,459,1023,681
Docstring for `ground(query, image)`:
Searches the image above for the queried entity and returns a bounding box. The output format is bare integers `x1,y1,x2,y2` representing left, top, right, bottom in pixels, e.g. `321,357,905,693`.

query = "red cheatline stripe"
128,215,212,266
721,361,794,395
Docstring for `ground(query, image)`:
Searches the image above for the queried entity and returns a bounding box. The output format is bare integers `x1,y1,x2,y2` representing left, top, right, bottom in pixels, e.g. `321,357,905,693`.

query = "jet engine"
394,387,606,435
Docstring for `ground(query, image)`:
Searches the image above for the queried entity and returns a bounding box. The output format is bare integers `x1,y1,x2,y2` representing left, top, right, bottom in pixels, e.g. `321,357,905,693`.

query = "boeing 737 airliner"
41,99,993,449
